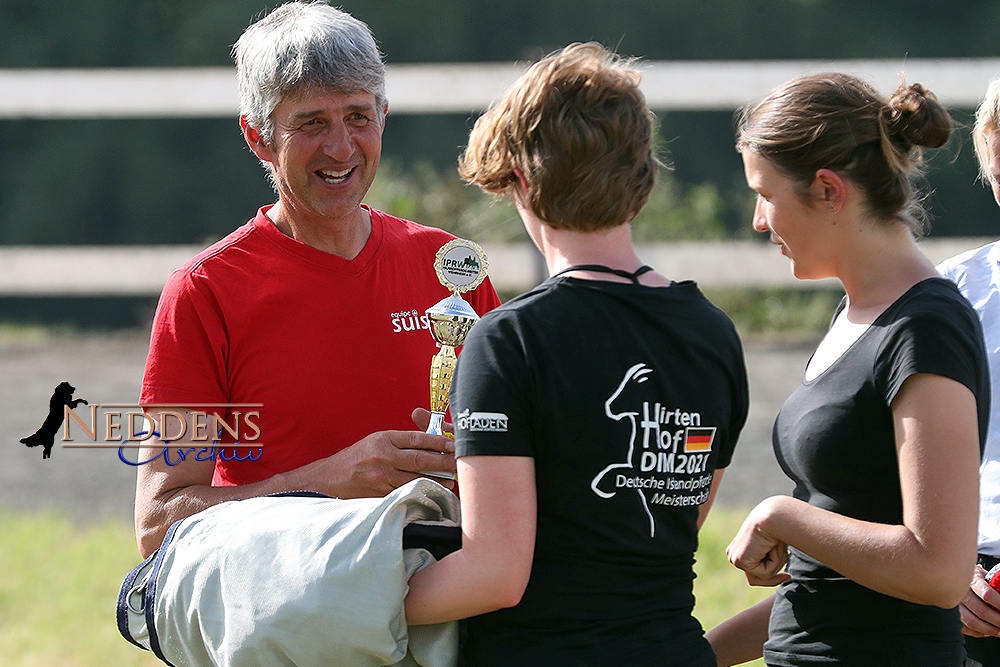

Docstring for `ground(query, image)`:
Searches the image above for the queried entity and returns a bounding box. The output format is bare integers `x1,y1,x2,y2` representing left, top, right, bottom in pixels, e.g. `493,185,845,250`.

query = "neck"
513,195,670,285
535,224,643,276
836,221,937,319
267,202,372,260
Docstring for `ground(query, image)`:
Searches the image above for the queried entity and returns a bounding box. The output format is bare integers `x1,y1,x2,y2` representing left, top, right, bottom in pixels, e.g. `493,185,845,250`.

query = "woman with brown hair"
403,42,750,666
708,73,990,666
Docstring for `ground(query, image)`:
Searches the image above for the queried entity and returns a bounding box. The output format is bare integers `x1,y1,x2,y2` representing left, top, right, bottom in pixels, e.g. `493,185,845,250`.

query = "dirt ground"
0,329,811,525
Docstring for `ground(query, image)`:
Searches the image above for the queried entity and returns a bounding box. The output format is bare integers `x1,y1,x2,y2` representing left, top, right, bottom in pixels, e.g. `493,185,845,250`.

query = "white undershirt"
938,241,1000,557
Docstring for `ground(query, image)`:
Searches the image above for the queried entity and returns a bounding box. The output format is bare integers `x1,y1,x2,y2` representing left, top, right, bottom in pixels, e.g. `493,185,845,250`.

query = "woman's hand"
727,496,792,587
960,566,1000,638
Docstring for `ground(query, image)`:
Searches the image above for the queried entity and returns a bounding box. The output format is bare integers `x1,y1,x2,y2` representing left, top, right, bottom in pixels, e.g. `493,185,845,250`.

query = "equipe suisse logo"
390,308,432,333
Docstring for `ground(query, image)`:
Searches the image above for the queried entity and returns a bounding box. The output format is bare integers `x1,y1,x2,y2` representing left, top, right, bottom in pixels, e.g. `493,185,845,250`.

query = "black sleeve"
875,291,989,452
452,311,535,458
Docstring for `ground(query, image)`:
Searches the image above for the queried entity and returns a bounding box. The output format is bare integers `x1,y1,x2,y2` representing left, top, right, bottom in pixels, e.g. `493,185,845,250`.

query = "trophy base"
424,411,456,480
425,411,446,436
423,470,457,481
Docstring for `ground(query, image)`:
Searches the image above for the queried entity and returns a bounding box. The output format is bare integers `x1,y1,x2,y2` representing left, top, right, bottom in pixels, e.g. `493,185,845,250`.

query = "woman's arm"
404,455,537,626
698,469,725,530
705,594,775,667
727,373,980,608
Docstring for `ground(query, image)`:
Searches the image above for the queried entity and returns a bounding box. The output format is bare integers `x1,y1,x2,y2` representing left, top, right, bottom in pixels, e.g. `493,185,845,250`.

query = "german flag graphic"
683,427,716,453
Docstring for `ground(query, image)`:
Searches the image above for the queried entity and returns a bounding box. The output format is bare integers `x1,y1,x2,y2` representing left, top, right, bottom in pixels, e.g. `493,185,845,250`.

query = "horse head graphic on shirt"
589,362,658,536
589,362,717,538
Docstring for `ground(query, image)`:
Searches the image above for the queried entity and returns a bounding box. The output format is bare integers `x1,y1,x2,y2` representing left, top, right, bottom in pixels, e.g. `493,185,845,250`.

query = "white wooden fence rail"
0,238,991,297
2,58,1000,118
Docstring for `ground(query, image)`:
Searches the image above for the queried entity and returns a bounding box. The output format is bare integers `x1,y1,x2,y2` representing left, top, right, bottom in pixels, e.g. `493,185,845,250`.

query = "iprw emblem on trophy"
424,240,489,477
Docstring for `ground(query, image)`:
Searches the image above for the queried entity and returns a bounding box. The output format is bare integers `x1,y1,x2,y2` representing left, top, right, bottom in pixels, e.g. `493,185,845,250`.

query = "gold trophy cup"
424,240,489,479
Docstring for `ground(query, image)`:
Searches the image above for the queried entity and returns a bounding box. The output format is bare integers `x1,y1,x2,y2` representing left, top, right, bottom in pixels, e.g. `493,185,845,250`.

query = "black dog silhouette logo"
20,382,88,459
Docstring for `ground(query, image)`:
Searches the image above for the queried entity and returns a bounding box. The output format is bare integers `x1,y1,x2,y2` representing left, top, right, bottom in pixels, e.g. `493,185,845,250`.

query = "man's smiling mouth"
317,167,355,183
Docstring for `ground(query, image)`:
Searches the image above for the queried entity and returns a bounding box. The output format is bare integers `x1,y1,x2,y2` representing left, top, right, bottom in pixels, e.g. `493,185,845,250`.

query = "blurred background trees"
1,0,998,250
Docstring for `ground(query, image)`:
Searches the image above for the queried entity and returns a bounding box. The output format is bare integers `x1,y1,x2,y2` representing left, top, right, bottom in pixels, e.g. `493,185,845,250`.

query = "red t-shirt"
140,206,501,485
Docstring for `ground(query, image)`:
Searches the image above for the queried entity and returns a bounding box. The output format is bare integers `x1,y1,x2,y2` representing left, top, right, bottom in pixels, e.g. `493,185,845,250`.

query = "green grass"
695,508,773,666
0,507,770,667
0,511,162,667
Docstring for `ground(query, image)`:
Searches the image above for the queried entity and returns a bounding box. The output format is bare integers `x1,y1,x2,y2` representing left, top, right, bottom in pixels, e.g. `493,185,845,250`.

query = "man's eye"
298,118,326,130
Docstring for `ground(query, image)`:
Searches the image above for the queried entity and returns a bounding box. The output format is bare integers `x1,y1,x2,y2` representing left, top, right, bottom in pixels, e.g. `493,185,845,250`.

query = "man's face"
263,88,384,229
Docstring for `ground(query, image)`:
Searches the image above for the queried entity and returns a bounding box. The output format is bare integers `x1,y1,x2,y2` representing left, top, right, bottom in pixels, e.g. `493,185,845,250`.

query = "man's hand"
961,566,1000,638
303,424,456,497
135,407,457,557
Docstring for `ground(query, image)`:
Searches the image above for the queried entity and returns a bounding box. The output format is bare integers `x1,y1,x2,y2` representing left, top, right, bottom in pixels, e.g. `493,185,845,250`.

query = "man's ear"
812,168,848,213
240,115,274,163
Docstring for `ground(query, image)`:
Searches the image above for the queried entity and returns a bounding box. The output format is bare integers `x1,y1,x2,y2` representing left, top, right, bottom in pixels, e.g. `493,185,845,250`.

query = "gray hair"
232,1,387,144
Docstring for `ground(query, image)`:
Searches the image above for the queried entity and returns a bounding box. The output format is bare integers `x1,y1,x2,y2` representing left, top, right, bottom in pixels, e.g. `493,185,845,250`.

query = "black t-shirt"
765,278,990,667
452,275,749,667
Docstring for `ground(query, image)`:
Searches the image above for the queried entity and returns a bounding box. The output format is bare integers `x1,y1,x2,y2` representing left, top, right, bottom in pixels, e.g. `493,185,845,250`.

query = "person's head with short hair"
459,42,659,233
737,72,952,237
232,0,386,145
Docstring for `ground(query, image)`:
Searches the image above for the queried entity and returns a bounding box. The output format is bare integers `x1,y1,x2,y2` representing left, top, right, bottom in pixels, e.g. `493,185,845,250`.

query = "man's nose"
322,122,354,161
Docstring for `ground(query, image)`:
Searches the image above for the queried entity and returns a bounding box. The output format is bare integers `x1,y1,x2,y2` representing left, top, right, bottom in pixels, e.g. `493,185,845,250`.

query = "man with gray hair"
133,0,500,557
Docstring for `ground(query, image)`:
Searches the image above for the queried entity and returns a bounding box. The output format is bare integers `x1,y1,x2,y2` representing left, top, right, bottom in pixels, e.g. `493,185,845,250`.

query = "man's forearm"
135,469,303,557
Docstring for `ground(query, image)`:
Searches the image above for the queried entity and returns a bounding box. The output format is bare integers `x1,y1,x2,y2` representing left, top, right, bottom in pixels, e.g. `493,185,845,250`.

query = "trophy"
424,239,489,478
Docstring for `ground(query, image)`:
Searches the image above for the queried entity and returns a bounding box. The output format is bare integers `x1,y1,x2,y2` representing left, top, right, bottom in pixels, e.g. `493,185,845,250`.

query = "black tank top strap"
551,264,654,285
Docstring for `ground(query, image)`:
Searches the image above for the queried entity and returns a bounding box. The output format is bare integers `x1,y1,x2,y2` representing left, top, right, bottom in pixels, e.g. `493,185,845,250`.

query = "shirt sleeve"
876,295,986,407
468,275,503,317
139,266,230,408
452,310,535,458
